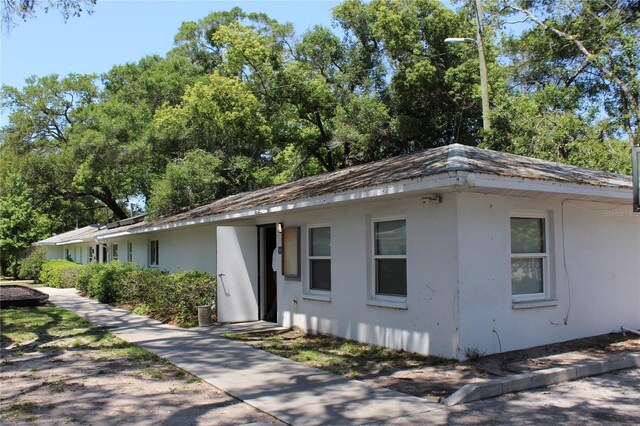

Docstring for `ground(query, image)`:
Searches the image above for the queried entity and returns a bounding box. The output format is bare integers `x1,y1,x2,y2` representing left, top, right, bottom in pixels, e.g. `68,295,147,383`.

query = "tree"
498,0,640,147
146,150,225,219
0,73,137,220
486,85,632,174
333,0,495,150
150,72,272,194
2,0,96,28
0,173,49,276
1,55,201,226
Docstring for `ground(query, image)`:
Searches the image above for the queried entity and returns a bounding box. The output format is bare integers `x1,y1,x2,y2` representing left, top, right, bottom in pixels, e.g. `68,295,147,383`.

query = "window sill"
367,299,408,310
302,293,331,302
512,299,558,310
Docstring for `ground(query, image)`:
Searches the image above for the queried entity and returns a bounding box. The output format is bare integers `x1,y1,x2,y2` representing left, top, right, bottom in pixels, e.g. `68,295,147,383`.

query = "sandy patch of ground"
228,328,640,403
1,307,284,426
364,332,640,402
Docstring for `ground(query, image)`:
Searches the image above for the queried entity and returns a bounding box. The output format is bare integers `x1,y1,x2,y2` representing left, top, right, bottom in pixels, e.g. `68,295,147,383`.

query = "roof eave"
95,171,632,240
465,172,631,201
97,173,462,238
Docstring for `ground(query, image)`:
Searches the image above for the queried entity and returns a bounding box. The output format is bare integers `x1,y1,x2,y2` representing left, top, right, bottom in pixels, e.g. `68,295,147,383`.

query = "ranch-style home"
37,144,640,360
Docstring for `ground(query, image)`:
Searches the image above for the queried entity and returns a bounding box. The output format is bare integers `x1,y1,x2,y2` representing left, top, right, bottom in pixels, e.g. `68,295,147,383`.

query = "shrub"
39,260,83,288
171,271,217,326
75,262,105,294
119,268,166,306
73,260,217,326
18,247,48,281
86,261,136,304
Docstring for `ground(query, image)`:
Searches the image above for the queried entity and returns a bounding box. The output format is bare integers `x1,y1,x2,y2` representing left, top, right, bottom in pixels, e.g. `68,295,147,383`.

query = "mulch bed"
0,285,49,308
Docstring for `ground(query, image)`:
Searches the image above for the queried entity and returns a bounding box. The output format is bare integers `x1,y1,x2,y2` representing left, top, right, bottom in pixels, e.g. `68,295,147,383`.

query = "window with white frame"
510,215,549,299
111,243,119,261
308,226,331,291
127,242,133,263
373,219,407,297
149,240,159,267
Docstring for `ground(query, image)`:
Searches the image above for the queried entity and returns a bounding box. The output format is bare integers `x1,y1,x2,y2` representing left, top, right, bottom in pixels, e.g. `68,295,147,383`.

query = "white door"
216,226,259,323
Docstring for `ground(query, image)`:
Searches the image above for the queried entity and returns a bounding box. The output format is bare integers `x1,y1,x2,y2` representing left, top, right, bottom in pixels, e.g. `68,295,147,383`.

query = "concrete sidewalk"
43,287,440,425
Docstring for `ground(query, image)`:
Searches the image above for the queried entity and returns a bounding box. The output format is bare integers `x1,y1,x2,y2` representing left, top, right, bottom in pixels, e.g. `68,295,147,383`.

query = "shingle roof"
36,215,147,245
126,143,630,230
36,225,100,245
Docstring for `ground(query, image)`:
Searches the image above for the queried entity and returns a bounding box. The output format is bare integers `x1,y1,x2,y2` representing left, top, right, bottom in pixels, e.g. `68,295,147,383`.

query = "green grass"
223,330,455,378
0,306,160,363
1,400,37,420
141,367,165,379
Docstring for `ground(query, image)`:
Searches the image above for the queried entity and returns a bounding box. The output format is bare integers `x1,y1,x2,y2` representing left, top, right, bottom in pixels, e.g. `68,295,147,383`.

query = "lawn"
0,305,155,362
0,305,283,425
223,329,454,379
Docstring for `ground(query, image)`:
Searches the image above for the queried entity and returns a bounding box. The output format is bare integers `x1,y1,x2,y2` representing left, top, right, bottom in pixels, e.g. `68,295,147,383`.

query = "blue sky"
0,1,343,124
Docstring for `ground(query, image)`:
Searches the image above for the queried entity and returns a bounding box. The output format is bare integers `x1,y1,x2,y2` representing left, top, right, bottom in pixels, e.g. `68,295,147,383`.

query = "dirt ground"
0,311,284,426
235,329,640,403
364,332,640,402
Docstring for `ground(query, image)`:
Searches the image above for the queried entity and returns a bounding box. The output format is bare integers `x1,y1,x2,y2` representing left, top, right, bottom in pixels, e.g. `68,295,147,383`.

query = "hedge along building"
37,144,640,360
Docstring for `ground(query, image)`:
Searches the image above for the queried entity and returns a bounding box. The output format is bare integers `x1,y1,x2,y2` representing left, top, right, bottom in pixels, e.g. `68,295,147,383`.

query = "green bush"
86,261,136,304
171,271,217,326
39,260,83,288
119,268,166,305
18,247,48,281
75,262,105,295
75,260,216,326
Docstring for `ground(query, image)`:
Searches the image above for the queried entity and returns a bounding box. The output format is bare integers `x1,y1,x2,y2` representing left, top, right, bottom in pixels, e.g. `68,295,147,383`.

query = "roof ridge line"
446,144,470,171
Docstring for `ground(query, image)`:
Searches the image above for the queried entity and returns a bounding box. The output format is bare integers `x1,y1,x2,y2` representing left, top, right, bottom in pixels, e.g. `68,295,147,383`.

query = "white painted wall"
456,192,640,358
44,246,63,261
103,224,217,274
266,194,461,359
46,243,89,264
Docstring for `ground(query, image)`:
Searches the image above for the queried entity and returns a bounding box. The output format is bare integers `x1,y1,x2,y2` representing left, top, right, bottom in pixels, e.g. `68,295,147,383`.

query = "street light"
445,0,491,131
444,37,476,44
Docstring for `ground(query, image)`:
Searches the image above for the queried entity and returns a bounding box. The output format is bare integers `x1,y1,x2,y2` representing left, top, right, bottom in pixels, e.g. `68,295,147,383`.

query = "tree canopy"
1,0,635,251
2,0,96,28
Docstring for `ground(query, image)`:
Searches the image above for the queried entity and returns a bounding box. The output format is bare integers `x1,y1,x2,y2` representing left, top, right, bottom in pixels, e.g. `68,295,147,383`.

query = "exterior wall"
102,224,217,274
268,194,461,359
457,192,640,357
45,244,89,263
44,246,63,261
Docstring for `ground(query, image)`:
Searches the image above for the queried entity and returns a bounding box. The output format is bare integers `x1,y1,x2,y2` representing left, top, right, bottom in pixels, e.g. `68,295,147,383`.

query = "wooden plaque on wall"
282,227,300,279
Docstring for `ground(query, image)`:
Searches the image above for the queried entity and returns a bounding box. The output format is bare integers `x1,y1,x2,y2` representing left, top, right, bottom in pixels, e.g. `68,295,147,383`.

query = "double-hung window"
127,242,133,263
510,215,549,300
111,244,119,261
373,219,407,298
149,240,159,267
308,226,331,291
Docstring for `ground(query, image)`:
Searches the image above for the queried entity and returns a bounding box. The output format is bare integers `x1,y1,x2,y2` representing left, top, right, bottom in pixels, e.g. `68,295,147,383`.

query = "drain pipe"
621,326,640,336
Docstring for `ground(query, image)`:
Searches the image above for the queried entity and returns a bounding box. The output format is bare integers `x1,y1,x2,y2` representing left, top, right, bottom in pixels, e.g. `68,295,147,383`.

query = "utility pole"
474,0,491,131
445,1,491,131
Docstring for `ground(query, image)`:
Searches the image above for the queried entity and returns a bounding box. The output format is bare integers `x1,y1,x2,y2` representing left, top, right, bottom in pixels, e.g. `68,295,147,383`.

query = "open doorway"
259,224,277,322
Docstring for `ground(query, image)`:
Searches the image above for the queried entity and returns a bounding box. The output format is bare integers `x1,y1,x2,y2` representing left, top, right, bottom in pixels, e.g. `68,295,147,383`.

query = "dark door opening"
260,225,278,322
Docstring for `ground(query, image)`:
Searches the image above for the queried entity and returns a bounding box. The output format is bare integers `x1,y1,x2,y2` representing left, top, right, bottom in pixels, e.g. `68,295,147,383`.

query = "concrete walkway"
42,287,440,425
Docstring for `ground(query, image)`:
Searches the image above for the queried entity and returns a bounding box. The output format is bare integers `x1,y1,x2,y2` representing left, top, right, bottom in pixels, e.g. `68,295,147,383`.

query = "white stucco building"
37,144,640,360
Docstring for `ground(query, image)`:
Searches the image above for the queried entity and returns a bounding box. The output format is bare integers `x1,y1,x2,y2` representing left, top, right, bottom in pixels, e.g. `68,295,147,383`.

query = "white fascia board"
102,174,461,238
466,173,631,200
55,239,90,246
95,231,130,240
